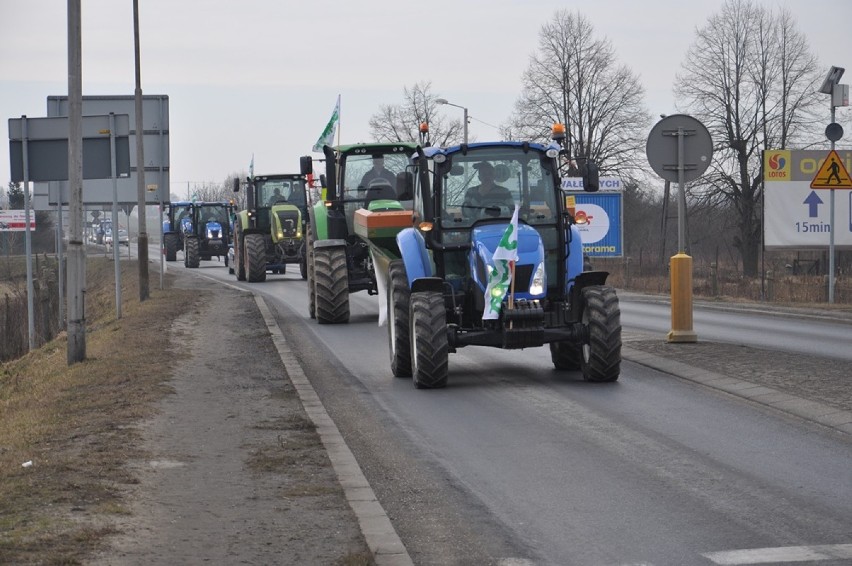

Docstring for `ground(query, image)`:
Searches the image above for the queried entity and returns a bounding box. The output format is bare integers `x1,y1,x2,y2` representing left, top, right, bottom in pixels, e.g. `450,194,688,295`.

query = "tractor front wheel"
306,227,316,318
184,237,200,268
164,233,179,262
245,233,267,282
409,291,448,389
314,246,349,324
580,286,621,382
387,260,411,377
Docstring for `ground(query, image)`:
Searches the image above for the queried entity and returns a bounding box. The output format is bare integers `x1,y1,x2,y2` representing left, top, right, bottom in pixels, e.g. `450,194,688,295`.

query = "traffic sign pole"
829,106,836,303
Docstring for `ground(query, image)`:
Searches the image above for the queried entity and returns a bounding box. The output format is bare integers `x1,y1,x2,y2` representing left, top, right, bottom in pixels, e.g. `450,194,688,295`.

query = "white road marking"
703,544,852,564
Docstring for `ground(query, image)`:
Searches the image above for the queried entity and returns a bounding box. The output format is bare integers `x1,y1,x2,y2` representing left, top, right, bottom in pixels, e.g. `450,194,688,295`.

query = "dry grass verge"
0,258,197,564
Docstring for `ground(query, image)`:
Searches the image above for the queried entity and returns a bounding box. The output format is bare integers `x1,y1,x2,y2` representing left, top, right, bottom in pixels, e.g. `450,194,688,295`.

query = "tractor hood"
469,222,545,298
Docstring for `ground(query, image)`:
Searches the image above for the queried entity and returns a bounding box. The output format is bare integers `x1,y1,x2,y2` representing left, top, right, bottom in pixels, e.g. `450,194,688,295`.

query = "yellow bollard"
668,253,698,343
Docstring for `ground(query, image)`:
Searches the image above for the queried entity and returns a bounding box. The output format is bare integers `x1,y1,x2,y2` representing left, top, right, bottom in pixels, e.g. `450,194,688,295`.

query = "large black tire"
580,286,621,382
306,228,316,319
299,242,308,280
409,291,448,389
550,341,582,371
235,240,246,281
245,233,267,283
164,233,179,262
387,260,411,377
184,237,200,268
314,246,349,324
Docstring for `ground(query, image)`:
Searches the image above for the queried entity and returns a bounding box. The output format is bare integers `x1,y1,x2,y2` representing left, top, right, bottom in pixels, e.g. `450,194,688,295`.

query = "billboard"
0,210,36,231
564,192,623,257
764,149,852,249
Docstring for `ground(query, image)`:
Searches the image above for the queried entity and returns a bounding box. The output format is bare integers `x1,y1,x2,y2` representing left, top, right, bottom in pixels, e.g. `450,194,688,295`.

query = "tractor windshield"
255,178,307,208
439,146,559,229
343,152,410,201
198,204,229,226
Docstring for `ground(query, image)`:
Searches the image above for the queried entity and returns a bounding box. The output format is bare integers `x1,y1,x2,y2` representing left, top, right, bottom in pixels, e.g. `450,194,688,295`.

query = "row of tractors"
165,126,622,390
295,128,621,389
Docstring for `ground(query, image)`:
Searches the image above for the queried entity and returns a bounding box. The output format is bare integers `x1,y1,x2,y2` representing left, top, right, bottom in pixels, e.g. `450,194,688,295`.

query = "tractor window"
343,153,410,201
439,147,558,229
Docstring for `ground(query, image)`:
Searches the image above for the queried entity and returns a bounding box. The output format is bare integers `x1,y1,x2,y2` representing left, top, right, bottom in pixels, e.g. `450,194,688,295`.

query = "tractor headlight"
529,263,546,295
277,231,284,239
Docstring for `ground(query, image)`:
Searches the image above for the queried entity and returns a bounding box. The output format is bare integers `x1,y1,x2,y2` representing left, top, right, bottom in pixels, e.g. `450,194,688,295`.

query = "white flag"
483,205,520,320
313,95,340,152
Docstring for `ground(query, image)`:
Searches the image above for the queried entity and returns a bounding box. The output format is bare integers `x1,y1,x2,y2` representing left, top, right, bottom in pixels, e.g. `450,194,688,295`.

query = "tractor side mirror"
577,158,599,193
299,155,313,176
232,178,241,193
319,174,327,189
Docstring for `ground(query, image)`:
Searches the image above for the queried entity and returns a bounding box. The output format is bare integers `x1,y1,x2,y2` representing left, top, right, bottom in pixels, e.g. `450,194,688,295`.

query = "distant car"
117,229,129,246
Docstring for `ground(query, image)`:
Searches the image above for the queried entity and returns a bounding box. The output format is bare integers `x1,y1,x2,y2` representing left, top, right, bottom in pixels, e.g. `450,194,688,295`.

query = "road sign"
810,149,852,189
8,114,130,181
764,149,852,249
645,114,713,183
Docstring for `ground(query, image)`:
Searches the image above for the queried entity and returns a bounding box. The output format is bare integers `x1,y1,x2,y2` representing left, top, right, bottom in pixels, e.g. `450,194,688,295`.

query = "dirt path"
88,278,371,565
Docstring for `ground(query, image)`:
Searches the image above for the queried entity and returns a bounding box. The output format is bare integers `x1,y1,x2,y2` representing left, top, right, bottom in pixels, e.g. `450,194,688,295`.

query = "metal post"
56,200,64,328
463,106,469,145
677,128,686,253
828,106,836,304
21,117,36,351
133,0,150,301
67,0,86,363
109,113,122,318
668,126,697,343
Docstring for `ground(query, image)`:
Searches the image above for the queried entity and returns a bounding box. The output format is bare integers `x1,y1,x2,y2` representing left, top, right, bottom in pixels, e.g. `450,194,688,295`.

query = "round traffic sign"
646,114,713,183
825,122,844,142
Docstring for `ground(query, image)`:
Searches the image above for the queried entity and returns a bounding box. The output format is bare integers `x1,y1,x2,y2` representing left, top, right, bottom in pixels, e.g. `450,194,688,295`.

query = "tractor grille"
475,258,533,293
276,209,300,238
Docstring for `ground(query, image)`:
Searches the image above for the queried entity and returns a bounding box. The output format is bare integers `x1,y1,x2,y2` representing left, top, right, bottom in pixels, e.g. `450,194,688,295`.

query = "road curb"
623,346,852,436
253,295,414,566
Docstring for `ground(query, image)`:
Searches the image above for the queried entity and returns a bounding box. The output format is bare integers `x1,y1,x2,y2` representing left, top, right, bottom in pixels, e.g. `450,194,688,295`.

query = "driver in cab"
463,162,514,216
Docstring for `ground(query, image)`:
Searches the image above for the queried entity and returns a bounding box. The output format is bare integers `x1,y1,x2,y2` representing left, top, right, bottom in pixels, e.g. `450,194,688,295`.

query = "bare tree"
508,10,650,176
674,0,822,276
369,81,465,146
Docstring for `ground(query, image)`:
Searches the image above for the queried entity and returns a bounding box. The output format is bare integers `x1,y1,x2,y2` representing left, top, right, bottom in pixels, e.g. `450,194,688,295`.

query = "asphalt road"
180,262,852,566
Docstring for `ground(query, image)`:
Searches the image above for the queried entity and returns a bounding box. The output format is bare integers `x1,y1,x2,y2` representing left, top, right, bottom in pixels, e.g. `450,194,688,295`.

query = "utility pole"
66,0,86,363
133,0,149,301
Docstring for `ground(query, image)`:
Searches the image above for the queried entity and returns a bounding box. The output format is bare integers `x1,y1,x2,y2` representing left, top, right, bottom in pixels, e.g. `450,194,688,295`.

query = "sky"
2,0,851,200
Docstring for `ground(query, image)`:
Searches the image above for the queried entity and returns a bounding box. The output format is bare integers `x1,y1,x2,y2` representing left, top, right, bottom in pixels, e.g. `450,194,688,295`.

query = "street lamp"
435,98,468,144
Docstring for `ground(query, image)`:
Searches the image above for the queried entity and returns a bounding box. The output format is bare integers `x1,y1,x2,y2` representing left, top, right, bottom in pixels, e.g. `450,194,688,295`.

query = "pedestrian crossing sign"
810,149,852,189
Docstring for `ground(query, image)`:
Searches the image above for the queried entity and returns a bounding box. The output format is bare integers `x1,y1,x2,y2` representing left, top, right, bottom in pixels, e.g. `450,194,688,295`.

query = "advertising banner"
764,149,852,249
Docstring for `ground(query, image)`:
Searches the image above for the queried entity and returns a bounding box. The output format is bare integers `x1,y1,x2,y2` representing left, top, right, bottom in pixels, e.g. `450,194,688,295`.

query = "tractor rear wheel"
550,341,582,371
164,233,179,262
580,286,621,382
314,246,349,324
184,237,200,268
409,291,448,389
387,260,411,377
245,233,267,283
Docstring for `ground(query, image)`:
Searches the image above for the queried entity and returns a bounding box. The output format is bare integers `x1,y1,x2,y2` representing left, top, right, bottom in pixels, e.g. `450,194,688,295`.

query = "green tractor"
181,201,234,268
299,142,418,323
231,173,309,282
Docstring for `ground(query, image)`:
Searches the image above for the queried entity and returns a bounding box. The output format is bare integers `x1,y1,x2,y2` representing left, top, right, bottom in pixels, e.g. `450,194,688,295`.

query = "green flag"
313,95,340,152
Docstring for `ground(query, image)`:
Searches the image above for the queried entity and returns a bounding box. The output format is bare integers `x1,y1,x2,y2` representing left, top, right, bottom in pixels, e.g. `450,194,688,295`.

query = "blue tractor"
162,201,192,262
181,201,234,268
368,128,621,388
